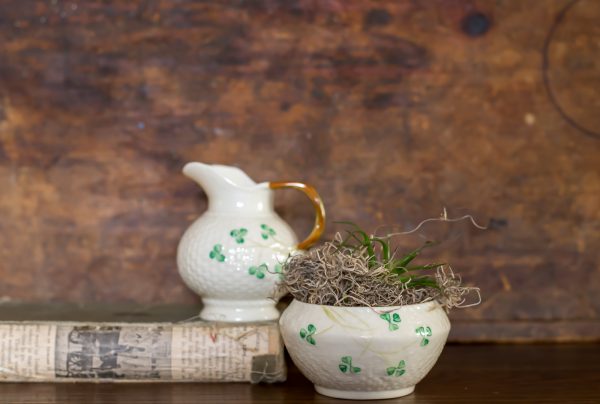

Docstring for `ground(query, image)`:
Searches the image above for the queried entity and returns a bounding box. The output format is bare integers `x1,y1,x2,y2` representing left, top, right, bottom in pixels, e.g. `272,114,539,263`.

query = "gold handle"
269,181,326,250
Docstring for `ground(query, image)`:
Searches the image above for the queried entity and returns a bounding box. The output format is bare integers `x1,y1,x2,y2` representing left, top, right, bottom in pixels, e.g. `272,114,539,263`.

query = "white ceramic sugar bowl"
280,300,450,400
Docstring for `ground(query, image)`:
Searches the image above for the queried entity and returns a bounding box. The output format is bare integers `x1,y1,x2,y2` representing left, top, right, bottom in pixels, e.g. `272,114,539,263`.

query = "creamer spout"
182,161,262,204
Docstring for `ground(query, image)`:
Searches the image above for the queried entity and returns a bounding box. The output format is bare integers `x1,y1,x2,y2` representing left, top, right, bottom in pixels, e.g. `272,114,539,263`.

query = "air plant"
336,221,443,289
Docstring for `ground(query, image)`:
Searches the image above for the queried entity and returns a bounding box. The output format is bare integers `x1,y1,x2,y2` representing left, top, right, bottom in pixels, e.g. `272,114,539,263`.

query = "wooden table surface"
0,344,598,403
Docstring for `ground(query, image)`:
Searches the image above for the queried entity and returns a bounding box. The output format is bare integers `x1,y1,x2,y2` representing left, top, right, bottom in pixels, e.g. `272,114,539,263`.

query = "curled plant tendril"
375,208,487,238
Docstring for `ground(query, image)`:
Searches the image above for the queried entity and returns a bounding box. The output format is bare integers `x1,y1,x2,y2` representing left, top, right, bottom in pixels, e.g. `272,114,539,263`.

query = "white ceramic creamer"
177,162,325,322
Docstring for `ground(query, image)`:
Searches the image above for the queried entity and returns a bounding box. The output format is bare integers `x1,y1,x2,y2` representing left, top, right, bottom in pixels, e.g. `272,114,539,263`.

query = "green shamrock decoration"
229,228,248,244
339,356,361,374
273,263,284,279
209,244,225,262
299,324,316,345
380,312,401,331
260,224,276,240
386,360,406,377
248,263,268,279
416,326,432,346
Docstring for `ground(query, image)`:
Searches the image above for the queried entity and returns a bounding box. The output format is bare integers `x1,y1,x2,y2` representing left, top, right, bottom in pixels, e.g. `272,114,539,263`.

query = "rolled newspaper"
0,320,285,383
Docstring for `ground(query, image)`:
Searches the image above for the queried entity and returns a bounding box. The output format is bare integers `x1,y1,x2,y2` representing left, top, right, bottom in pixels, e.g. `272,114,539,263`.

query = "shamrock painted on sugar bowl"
177,162,325,322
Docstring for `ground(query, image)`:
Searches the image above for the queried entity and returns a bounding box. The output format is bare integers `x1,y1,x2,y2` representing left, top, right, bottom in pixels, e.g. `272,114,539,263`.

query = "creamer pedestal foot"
200,298,279,322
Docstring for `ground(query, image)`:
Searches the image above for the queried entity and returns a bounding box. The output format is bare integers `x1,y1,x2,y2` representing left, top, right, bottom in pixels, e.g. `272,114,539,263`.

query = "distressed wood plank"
0,0,598,341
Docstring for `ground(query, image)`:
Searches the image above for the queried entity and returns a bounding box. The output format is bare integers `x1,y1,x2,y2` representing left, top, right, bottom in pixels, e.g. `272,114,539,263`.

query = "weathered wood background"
0,0,598,341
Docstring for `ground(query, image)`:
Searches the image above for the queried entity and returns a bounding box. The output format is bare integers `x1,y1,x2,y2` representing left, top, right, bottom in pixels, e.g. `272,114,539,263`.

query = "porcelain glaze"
177,162,324,322
279,299,450,400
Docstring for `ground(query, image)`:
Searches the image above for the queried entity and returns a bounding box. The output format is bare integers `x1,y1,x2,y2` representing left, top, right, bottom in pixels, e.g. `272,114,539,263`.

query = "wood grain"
0,0,598,341
0,344,598,403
